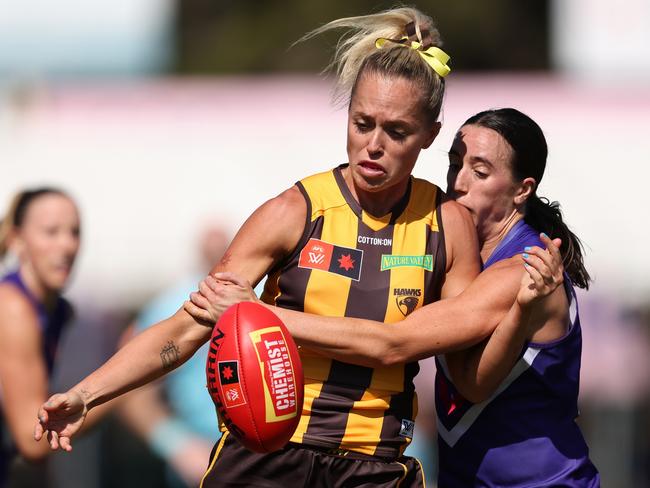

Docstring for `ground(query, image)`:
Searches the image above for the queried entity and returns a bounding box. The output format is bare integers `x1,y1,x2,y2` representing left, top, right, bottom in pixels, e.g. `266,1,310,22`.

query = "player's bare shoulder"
0,282,40,341
438,193,480,273
0,283,36,322
267,186,307,223
228,185,307,269
438,196,475,232
255,186,306,254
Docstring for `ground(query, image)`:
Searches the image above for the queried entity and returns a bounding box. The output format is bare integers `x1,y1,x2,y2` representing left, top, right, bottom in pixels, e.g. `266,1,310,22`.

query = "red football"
206,301,304,453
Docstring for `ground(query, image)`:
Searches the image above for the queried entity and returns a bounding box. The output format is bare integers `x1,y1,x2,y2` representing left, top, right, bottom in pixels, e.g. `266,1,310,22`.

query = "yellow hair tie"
375,36,451,78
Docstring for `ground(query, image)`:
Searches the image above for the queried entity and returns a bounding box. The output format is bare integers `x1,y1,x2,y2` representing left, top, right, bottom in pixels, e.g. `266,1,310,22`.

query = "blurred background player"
117,223,229,488
0,188,80,487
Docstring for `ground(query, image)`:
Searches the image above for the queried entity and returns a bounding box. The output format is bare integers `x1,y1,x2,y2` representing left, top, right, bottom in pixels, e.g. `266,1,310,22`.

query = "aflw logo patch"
218,360,247,408
298,238,363,281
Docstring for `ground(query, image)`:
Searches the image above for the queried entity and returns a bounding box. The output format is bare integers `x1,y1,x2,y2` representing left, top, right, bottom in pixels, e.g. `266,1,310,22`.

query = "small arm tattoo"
160,341,181,369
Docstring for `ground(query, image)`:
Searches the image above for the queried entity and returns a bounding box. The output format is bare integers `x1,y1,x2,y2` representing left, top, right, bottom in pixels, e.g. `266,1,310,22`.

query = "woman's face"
447,124,523,243
346,73,440,199
15,194,80,292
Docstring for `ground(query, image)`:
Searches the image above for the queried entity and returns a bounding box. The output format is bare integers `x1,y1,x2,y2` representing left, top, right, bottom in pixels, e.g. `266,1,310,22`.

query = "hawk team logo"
299,238,363,281
218,360,246,408
394,288,422,316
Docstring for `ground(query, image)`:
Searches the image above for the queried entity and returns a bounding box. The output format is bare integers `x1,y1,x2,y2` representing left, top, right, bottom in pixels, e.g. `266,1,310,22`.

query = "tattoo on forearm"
80,388,91,400
160,341,181,369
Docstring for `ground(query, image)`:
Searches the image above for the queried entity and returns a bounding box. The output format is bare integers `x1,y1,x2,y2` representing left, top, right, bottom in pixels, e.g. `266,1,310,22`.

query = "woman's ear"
422,122,441,149
514,177,536,206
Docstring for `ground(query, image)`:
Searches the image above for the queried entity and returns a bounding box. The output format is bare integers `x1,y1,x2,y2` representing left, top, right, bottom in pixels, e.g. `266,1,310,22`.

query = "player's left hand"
34,390,88,452
517,234,564,306
184,272,259,324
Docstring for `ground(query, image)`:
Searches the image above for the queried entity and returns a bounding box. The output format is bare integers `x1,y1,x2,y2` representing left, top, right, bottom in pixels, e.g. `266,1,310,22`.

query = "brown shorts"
200,432,425,488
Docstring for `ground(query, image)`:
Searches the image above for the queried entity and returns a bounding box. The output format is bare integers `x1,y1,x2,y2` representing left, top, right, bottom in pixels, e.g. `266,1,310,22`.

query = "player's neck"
480,210,524,263
18,266,58,311
343,170,409,218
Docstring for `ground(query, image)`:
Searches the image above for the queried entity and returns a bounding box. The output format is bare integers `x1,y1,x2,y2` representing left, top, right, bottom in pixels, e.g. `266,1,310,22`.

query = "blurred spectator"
117,223,229,488
0,188,80,487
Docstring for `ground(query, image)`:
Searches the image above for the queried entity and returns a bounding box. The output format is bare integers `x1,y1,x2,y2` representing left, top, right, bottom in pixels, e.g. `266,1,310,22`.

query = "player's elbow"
376,334,413,367
462,386,491,404
448,365,493,404
377,347,405,367
454,377,495,404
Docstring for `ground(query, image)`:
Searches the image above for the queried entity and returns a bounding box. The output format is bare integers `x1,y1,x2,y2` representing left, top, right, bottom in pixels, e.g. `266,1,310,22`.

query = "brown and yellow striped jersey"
261,165,447,458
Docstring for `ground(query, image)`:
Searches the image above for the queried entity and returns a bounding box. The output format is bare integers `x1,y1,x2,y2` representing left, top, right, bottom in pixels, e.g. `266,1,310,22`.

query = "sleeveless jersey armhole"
527,275,578,349
434,188,447,278
266,181,312,277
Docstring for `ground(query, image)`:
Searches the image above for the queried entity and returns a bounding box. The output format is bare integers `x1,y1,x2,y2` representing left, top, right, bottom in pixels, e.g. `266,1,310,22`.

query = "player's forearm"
258,264,518,367
15,428,52,460
72,312,210,410
448,300,532,403
268,306,397,368
11,404,53,460
268,299,495,367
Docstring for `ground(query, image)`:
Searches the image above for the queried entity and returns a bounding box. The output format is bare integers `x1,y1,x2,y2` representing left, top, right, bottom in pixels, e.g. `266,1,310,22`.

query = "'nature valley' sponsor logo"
381,254,433,271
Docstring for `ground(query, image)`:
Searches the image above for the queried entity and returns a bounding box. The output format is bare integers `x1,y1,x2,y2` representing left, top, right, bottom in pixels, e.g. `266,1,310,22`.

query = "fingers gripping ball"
206,302,304,453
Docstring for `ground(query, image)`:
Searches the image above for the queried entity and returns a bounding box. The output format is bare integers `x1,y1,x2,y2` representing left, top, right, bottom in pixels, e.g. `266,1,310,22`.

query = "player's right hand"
34,390,88,452
517,234,564,307
184,272,259,324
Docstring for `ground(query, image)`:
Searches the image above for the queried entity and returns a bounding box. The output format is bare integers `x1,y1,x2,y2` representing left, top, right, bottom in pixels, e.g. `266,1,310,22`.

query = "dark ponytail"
524,196,590,289
463,108,591,289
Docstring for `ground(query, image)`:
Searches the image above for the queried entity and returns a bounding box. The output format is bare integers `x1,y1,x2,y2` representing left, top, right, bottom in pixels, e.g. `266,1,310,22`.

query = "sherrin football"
206,301,304,453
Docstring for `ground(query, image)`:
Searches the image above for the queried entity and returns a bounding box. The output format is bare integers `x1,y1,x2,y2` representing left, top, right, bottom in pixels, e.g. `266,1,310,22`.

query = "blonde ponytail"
0,192,25,258
299,7,447,120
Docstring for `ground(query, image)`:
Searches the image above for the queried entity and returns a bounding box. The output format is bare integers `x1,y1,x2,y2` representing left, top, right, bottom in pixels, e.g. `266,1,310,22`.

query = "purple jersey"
0,270,71,485
0,270,70,373
435,221,599,487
